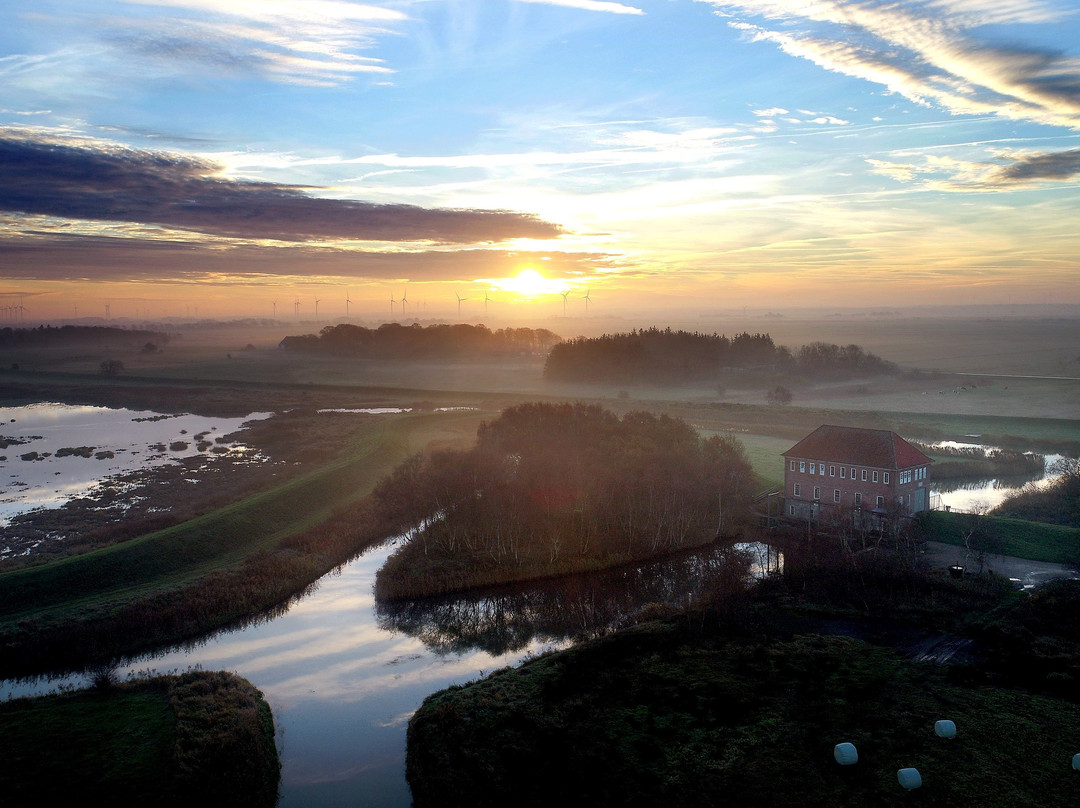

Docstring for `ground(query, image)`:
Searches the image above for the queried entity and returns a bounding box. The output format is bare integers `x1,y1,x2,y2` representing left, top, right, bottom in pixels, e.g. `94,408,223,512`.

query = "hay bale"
897,768,922,790
833,742,858,765
934,719,957,739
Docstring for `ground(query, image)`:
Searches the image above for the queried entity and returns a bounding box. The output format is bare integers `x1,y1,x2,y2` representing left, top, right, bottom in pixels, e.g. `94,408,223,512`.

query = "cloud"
45,0,407,87
516,0,645,14
0,232,603,284
705,0,1080,130
867,147,1080,189
0,133,563,243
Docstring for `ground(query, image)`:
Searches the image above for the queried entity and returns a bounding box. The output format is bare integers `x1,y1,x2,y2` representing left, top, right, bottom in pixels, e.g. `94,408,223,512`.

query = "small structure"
833,742,858,765
782,424,933,520
897,768,923,790
1072,752,1080,771
935,719,957,739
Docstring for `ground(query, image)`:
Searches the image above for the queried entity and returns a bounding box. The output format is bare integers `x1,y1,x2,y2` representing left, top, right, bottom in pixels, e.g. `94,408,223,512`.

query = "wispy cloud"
29,0,407,87
516,0,645,15
869,147,1080,189
706,0,1080,130
0,132,563,243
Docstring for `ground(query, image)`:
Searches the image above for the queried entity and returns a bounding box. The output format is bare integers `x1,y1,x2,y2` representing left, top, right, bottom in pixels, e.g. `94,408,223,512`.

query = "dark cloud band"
0,135,563,243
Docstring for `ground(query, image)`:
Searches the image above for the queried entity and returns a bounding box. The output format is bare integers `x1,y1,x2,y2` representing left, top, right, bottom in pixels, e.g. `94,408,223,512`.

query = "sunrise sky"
2,0,1079,322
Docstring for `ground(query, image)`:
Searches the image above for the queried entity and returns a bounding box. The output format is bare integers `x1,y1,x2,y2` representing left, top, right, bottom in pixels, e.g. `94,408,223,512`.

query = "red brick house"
782,425,933,520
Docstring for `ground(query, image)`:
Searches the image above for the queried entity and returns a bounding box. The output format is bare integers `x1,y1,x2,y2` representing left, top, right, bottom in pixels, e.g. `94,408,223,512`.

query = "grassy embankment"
920,510,1080,566
408,623,1080,808
408,550,1080,808
0,670,279,807
0,409,486,678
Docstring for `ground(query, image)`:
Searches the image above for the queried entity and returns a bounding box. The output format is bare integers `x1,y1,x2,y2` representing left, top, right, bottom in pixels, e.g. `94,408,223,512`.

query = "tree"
100,359,124,376
765,385,793,406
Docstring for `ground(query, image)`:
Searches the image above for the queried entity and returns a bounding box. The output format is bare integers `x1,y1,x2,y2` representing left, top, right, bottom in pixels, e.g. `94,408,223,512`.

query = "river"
2,535,765,806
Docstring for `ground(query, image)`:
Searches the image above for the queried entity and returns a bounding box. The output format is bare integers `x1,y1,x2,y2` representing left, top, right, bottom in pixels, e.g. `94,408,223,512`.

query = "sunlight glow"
490,268,570,298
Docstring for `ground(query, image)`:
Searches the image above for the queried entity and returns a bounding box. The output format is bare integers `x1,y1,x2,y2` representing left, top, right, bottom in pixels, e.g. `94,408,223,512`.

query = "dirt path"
923,540,1078,588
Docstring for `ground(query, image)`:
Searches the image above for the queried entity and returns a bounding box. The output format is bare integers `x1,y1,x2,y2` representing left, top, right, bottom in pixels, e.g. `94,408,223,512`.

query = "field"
0,670,279,807
1,312,1077,673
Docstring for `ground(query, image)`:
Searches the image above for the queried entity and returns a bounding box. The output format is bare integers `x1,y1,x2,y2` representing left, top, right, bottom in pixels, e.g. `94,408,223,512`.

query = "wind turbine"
484,290,491,315
400,287,409,318
456,292,468,317
105,303,111,320
560,290,570,316
345,289,352,318
389,291,397,316
272,300,277,319
582,288,592,313
314,297,322,322
294,298,300,318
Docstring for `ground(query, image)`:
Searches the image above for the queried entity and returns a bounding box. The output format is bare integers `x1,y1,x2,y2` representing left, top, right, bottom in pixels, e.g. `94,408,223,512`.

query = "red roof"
782,425,932,470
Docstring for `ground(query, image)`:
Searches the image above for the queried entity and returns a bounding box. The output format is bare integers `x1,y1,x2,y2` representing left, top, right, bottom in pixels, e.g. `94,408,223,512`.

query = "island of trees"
0,325,169,350
279,322,561,360
543,328,896,385
372,402,755,600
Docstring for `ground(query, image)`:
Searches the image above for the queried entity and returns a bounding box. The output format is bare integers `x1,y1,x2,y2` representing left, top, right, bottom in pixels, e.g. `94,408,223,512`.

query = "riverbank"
0,409,484,678
0,670,279,807
407,558,1080,807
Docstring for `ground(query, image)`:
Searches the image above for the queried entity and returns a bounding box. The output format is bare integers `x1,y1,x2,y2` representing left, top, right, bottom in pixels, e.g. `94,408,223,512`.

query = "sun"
491,268,568,298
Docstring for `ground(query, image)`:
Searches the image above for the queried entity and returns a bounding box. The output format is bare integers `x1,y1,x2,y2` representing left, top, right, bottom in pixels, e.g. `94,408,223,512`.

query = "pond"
929,440,1066,513
0,402,272,534
1,538,769,806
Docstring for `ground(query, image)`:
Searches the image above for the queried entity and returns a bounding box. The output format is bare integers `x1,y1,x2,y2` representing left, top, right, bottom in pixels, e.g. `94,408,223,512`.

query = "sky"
1,0,1079,323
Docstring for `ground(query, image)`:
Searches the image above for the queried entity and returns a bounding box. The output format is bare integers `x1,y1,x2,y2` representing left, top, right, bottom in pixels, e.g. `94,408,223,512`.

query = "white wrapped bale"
833,742,858,765
934,719,957,739
1073,753,1080,771
897,768,922,790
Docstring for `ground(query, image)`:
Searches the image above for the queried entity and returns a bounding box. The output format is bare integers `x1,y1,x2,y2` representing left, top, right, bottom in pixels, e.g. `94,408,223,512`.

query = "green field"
0,671,279,807
408,623,1080,808
920,510,1080,565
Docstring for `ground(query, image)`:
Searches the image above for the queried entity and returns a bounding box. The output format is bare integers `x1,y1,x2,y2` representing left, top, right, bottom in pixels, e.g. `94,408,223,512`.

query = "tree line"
543,328,896,384
373,402,755,599
0,325,169,349
279,322,561,360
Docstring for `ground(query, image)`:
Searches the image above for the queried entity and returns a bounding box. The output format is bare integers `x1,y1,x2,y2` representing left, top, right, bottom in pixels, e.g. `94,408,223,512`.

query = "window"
800,461,806,473
833,489,841,503
840,467,846,479
789,460,795,471
829,465,835,477
790,505,795,516
810,462,816,474
860,469,867,482
883,472,890,484
872,471,879,483
813,486,820,501
850,467,856,479
793,483,801,497
854,492,862,506
821,465,825,476
876,496,884,507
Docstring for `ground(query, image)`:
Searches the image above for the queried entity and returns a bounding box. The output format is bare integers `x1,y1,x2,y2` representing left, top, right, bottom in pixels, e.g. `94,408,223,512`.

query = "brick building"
782,425,933,520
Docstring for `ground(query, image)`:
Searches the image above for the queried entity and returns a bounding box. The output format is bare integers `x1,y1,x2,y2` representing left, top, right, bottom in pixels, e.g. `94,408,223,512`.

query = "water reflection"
0,402,272,528
376,542,762,656
1,537,778,807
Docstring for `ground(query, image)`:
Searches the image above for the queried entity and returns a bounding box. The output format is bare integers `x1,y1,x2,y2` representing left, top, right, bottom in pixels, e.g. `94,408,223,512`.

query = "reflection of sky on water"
0,403,272,526
932,444,1065,513
0,538,762,807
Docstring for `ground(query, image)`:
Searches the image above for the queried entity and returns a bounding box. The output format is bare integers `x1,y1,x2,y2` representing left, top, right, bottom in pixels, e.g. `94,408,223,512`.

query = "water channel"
2,537,766,805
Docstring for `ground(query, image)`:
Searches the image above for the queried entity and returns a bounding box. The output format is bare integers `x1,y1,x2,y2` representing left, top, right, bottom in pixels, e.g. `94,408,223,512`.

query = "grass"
919,510,1080,565
0,409,487,676
0,670,279,807
407,622,1080,808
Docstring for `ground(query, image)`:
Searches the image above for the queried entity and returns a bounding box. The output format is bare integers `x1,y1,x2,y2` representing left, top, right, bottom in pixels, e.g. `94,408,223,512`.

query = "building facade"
782,424,933,520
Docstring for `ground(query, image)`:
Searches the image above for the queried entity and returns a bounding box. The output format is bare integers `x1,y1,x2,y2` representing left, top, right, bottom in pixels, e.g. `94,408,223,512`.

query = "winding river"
2,535,765,806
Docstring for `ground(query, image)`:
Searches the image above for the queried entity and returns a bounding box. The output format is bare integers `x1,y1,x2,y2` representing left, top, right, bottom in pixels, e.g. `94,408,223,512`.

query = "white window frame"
854,492,862,506
833,489,841,503
840,467,846,479
829,465,835,477
872,471,879,483
883,472,890,484
800,461,806,473
793,483,801,497
813,486,820,500
861,469,867,482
